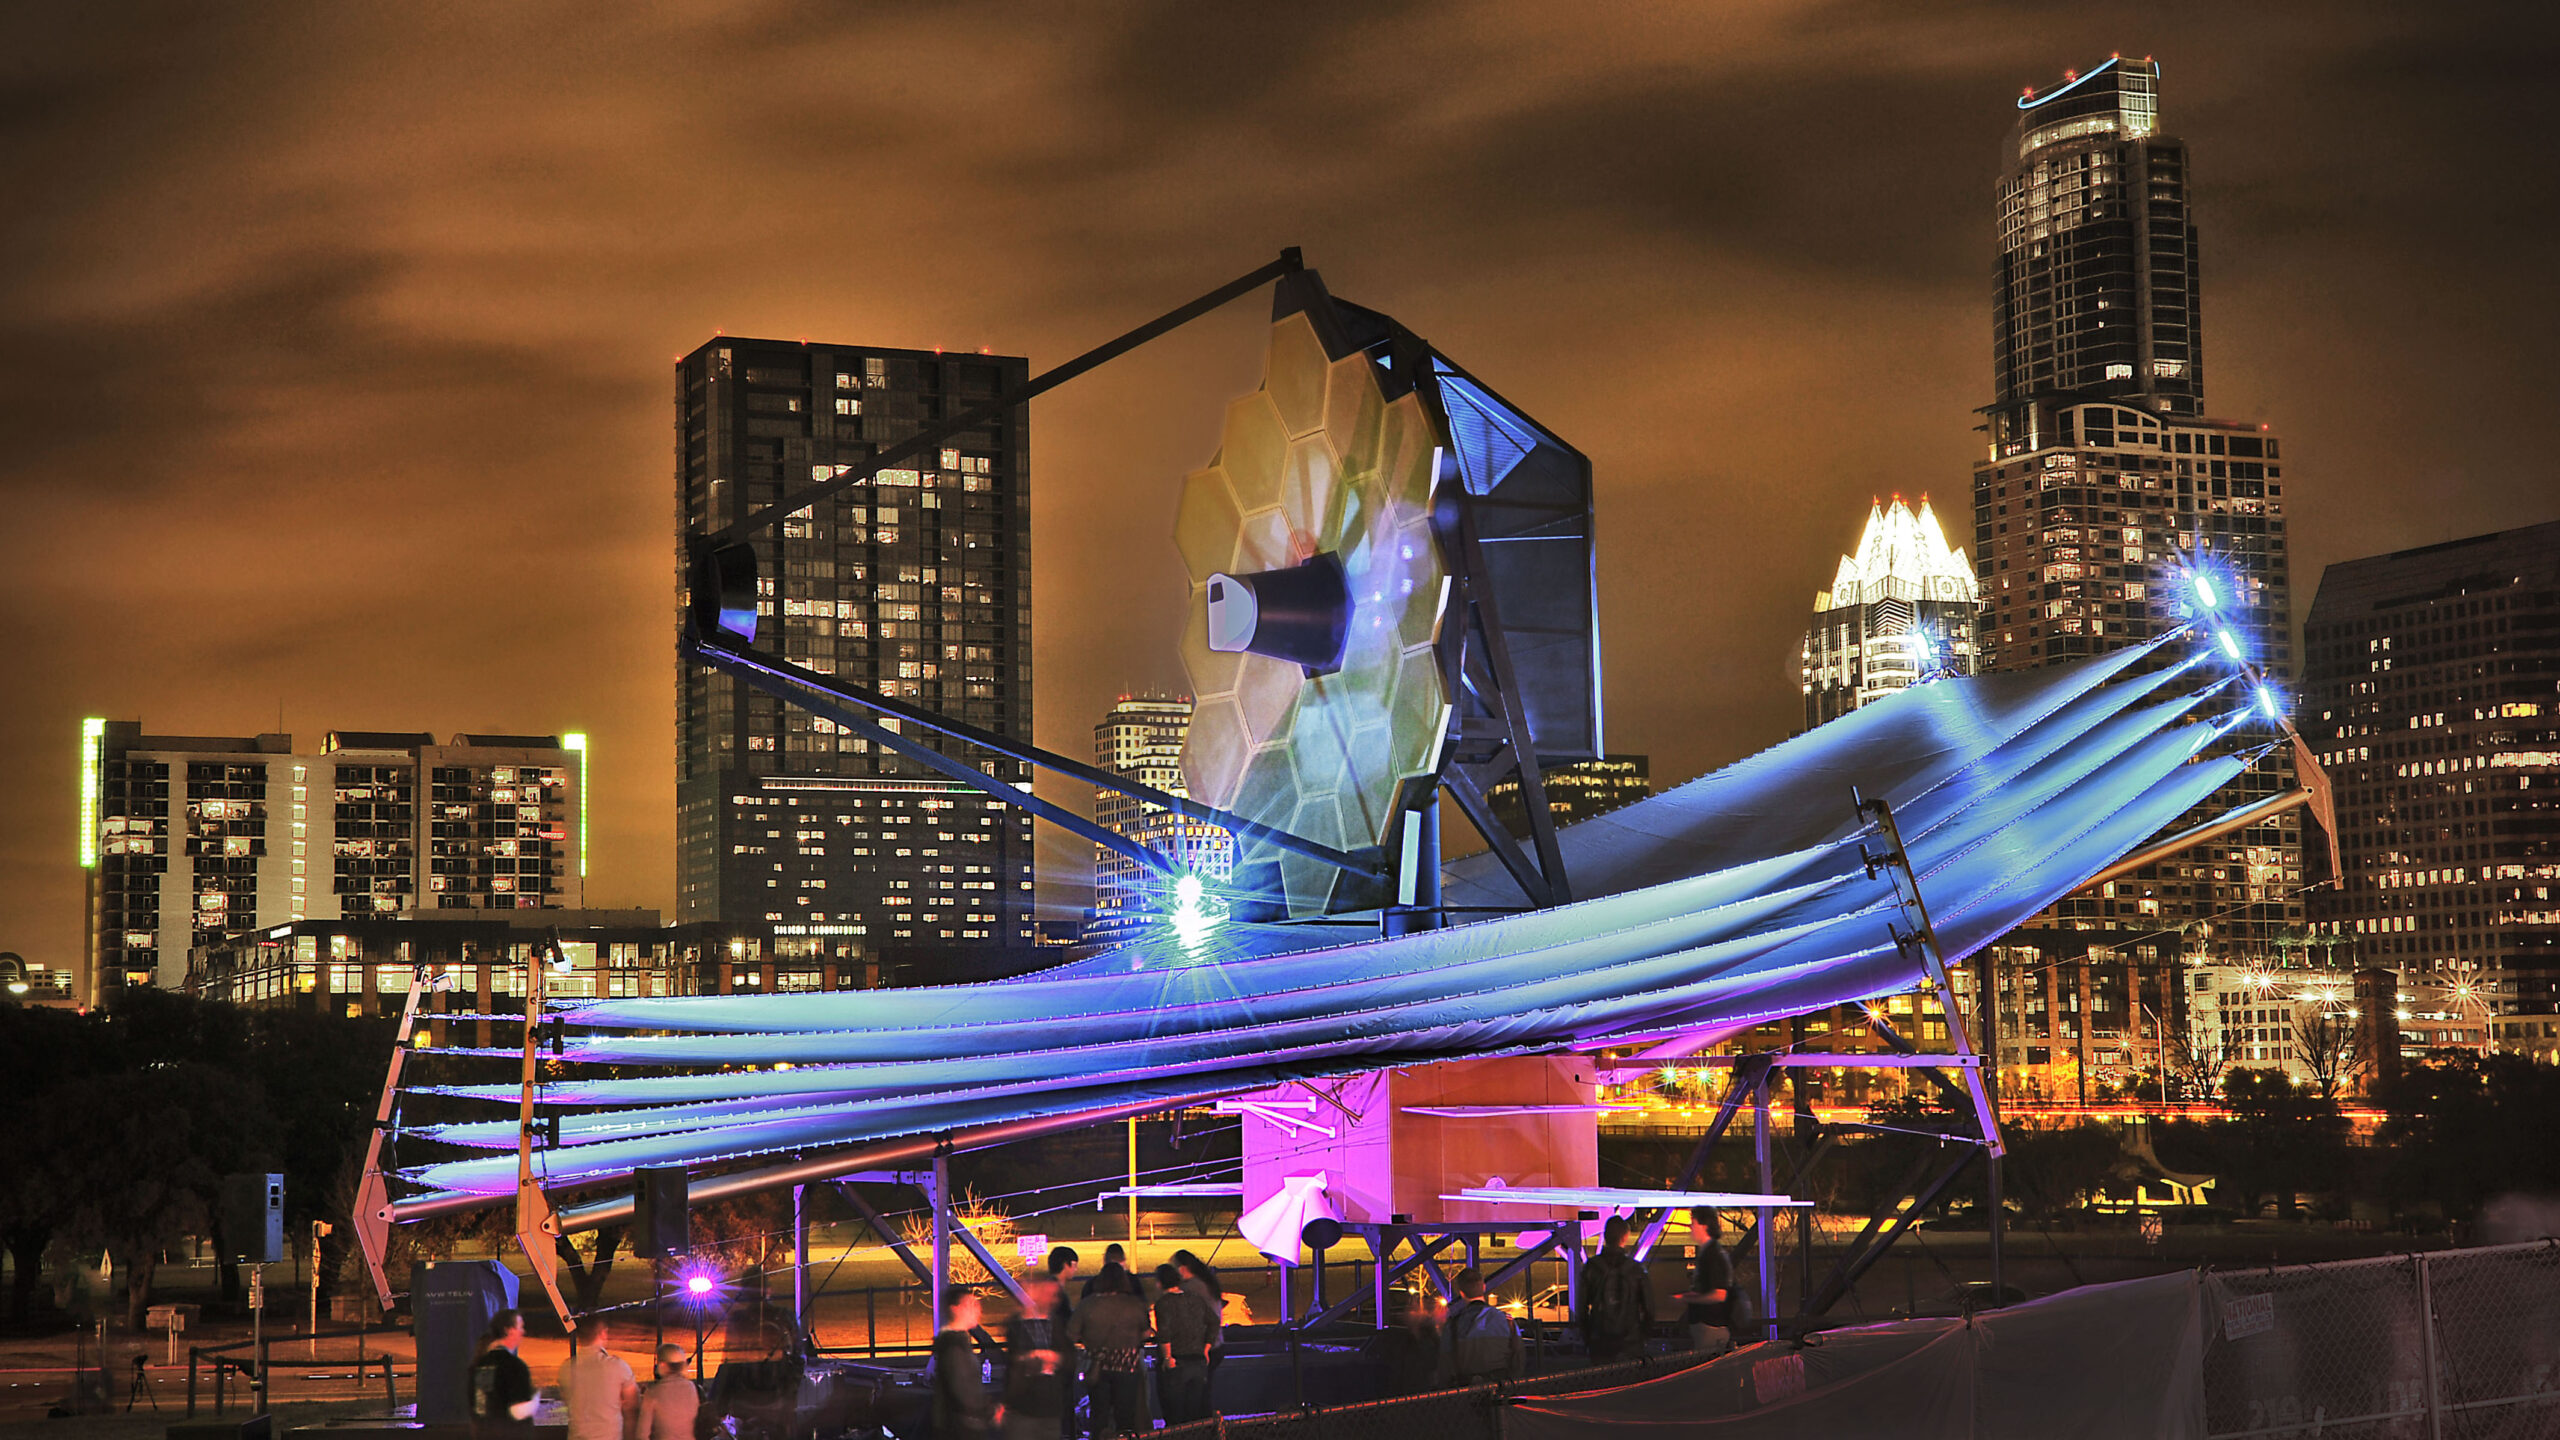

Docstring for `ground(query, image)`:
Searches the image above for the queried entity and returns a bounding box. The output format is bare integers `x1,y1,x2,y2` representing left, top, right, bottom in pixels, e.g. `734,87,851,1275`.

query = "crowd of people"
464,1212,1746,1440
934,1244,1229,1439
469,1312,698,1440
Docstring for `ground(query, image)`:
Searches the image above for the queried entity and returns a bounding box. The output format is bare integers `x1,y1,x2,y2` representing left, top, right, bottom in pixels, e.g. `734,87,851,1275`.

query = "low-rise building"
81,721,591,1006
182,908,887,1019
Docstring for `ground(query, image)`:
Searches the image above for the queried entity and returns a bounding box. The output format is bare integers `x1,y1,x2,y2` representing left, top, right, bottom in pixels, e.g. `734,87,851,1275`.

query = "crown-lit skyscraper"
1990,55,2199,435
674,339,1037,978
1968,56,2304,1101
1802,497,1981,730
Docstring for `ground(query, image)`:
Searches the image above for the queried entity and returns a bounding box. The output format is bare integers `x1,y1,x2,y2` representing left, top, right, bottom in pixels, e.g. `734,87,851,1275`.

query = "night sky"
7,3,2556,968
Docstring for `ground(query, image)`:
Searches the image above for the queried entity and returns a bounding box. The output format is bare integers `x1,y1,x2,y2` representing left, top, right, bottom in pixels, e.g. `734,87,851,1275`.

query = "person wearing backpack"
1446,1268,1525,1384
1675,1209,1733,1355
1574,1216,1653,1365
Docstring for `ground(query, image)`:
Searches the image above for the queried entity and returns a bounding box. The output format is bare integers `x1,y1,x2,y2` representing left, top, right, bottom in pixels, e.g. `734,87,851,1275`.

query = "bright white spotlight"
2193,573,2220,609
2257,685,2281,720
1167,870,1223,951
2217,630,2243,660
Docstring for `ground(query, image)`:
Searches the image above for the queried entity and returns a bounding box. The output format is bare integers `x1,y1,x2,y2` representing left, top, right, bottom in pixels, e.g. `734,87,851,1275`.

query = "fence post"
186,1347,198,1417
383,1351,397,1410
2415,1253,2444,1440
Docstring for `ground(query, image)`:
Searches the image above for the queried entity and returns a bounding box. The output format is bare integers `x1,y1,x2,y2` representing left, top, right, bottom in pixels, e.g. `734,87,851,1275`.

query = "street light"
675,1263,722,1381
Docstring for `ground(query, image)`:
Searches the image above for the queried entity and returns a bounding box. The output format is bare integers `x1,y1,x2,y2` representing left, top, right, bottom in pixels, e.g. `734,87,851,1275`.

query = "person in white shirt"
558,1316,639,1440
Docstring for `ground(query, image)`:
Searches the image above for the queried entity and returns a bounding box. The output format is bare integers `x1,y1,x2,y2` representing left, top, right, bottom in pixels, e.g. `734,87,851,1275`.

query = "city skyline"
7,8,2559,970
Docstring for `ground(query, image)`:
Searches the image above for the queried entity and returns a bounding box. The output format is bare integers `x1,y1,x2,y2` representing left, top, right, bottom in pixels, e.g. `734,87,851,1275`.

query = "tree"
43,1065,279,1327
1999,1123,2126,1221
554,1226,627,1313
2291,1002,2362,1101
2375,1053,2560,1227
2215,1069,2350,1221
0,1004,99,1321
2167,1016,2231,1102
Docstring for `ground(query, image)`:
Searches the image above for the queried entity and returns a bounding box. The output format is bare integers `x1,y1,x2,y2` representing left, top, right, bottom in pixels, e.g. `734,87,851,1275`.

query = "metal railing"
183,1325,405,1417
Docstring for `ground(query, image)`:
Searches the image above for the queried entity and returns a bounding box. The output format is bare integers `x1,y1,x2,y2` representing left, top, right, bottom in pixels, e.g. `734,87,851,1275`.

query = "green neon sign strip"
79,717,105,868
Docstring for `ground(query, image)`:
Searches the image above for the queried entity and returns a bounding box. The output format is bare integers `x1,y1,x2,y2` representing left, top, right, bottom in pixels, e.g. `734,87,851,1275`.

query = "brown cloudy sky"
6,2,2556,968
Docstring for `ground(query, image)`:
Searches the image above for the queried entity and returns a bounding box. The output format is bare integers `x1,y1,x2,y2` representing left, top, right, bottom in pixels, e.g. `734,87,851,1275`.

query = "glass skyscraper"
673,338,1037,979
1990,55,2200,438
2300,521,2560,1042
1968,56,2305,1101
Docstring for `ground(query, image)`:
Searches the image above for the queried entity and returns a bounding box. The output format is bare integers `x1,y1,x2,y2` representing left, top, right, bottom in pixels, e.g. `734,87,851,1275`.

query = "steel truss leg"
1306,1231,1464,1330
1633,1056,1771,1261
1799,1144,1981,1323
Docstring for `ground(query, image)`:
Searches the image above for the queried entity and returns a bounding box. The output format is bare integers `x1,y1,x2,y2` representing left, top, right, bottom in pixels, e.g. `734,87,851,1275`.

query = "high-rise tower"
1969,57,2304,1101
674,339,1036,978
1801,497,1981,730
2300,522,2560,1040
1990,55,2200,441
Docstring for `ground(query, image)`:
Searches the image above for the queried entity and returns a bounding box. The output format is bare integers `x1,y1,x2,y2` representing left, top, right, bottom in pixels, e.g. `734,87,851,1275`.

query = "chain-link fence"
2201,1241,2560,1440
1155,1351,1715,1440
1143,1243,2559,1440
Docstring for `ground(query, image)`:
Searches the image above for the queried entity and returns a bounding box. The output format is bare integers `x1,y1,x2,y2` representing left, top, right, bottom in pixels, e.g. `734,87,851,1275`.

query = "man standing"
1574,1217,1652,1366
1445,1269,1525,1385
932,1290,997,1439
1066,1266,1151,1439
1676,1210,1733,1356
1044,1249,1081,1439
1150,1264,1214,1425
1004,1274,1068,1440
1378,1291,1446,1396
558,1317,639,1440
469,1310,537,1438
637,1345,698,1440
1081,1245,1127,1302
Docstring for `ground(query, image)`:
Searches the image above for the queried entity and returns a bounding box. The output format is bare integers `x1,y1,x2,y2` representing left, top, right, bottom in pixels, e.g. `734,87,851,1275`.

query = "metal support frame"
1632,1056,1770,1261
1755,792,2009,1331
1435,485,1571,908
831,1165,1029,1313
691,637,1383,885
2079,785,2312,893
513,955,573,1328
1298,1221,1567,1331
355,966,447,1311
1799,1141,1981,1324
827,1164,1014,1358
1751,1068,1778,1344
930,1147,950,1330
830,1179,936,1289
716,251,1304,546
792,1185,809,1340
1858,794,2004,1160
397,1085,1249,1230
